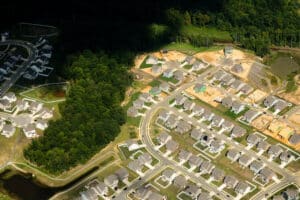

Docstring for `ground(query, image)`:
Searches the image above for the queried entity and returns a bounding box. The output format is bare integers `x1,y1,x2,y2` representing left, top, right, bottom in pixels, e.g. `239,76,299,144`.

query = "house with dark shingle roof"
231,126,246,138
238,154,253,167
268,145,284,158
243,109,261,123
247,134,261,146
224,175,239,189
227,149,241,162
235,181,250,195
211,168,225,182
259,167,277,183
250,160,264,174
289,134,300,145
165,114,178,129
240,84,253,95
202,110,214,121
222,120,234,132
257,140,271,152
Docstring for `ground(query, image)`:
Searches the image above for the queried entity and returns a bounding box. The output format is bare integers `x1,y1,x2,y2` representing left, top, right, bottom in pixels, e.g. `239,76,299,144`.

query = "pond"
270,54,300,78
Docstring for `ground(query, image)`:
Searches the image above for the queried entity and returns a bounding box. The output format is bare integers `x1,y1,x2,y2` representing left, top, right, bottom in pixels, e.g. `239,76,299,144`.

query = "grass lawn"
180,25,232,42
183,65,192,70
20,83,67,102
162,42,224,55
159,75,179,84
139,55,152,69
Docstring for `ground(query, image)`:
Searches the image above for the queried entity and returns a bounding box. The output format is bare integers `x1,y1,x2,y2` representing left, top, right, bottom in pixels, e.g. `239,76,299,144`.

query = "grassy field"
162,42,223,55
180,25,232,42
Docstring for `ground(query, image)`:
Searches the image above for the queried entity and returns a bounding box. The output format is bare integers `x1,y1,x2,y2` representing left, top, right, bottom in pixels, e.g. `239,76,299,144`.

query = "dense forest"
24,51,133,173
0,0,297,173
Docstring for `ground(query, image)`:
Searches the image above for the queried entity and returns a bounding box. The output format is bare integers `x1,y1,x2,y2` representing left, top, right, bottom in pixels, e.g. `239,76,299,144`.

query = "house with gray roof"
138,153,152,165
191,128,203,140
211,115,224,128
192,61,206,71
80,189,98,200
160,82,170,92
104,174,119,189
124,139,141,151
257,140,270,152
227,149,241,162
146,55,158,65
162,169,177,182
211,168,225,182
280,151,294,163
247,134,262,146
152,64,162,74
264,96,279,108
268,145,284,158
272,195,285,200
158,110,170,122
128,160,143,173
238,154,253,167
149,86,161,96
2,92,16,103
220,74,235,86
202,110,214,121
175,95,187,106
133,99,144,109
189,154,203,167
198,192,212,200
115,168,129,182
274,100,289,114
231,126,246,138
184,56,194,65
231,64,244,73
224,175,239,189
163,68,174,78
230,79,245,91
240,84,253,95
231,101,245,114
235,181,250,195
1,124,15,138
183,99,195,111
157,132,171,145
289,134,300,145
148,192,166,200
250,160,264,174
175,120,192,134
165,114,178,129
222,120,234,132
221,96,233,108
29,101,43,113
283,188,299,200
134,186,152,199
192,105,204,116
259,167,277,183
165,140,179,153
174,70,184,82
213,70,227,81
86,179,108,196
139,93,152,102
178,150,192,162
209,140,225,153
243,109,261,123
127,107,139,117
185,184,201,199
173,175,187,189
0,99,11,110
165,60,181,68
200,161,215,174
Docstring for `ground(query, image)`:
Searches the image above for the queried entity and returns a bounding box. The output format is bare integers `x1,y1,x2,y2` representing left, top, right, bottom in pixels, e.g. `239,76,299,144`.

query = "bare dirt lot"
279,86,300,105
244,89,268,104
251,114,274,131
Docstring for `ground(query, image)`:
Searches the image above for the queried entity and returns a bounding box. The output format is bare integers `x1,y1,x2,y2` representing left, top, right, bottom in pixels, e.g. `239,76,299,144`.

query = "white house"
1,124,15,138
2,92,17,103
23,124,38,138
36,119,48,130
29,101,43,113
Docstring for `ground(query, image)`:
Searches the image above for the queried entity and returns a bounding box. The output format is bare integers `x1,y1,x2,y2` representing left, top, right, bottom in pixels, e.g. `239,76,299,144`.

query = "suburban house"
173,70,184,82
268,145,284,158
139,93,152,102
162,169,177,182
192,61,206,71
80,188,98,200
289,134,300,146
220,74,235,86
137,153,152,166
200,161,215,174
230,80,245,91
247,134,262,146
1,124,15,138
128,160,143,173
146,55,158,65
192,105,204,116
200,133,214,147
134,186,152,200
226,149,241,162
23,123,38,138
188,154,203,167
222,121,234,132
283,188,300,200
197,192,212,200
115,168,129,182
16,99,29,111
224,175,239,189
221,96,233,108
224,46,233,56
158,110,170,123
85,179,108,196
183,100,195,111
256,141,271,152
178,149,192,162
157,132,171,145
211,168,225,182
175,95,187,106
149,86,161,96
175,120,192,134
191,128,203,140
185,184,201,199
160,82,170,92
274,100,289,114
249,160,264,174
238,154,253,167
209,140,225,153
235,181,250,195
259,167,277,183
163,68,174,78
240,84,253,95
231,64,244,73
39,107,54,119
213,70,227,81
231,101,245,114
127,107,139,117
0,99,11,110
211,115,224,128
243,109,261,123
202,110,214,121
29,101,43,113
173,175,187,189
165,114,178,129
124,139,142,151
264,96,279,108
165,140,179,154
104,174,119,189
231,126,247,138
280,151,294,163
